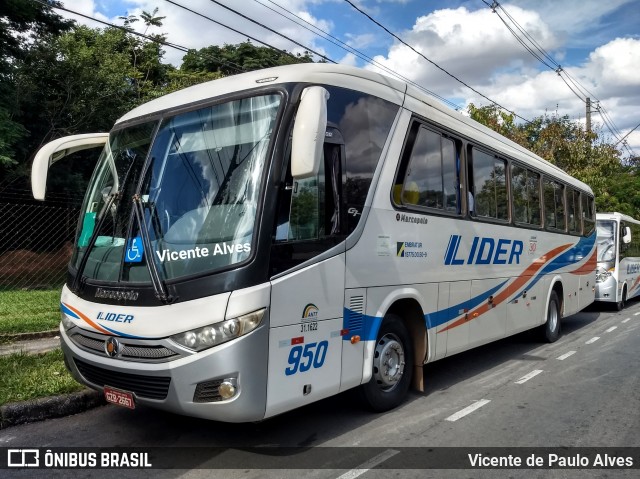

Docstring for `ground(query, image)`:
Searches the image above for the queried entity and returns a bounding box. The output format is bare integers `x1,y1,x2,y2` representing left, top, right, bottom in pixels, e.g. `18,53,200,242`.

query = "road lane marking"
622,318,631,323
445,399,491,422
605,326,617,333
557,351,576,360
335,449,399,479
634,312,640,316
586,337,600,344
515,370,543,384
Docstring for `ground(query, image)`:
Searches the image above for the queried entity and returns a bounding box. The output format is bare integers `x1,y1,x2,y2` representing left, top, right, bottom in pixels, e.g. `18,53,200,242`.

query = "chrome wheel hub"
373,333,405,391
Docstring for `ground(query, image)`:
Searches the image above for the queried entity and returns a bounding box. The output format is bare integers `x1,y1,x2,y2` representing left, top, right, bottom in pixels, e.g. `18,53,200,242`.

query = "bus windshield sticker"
155,243,251,263
377,235,392,256
125,236,144,263
396,241,428,259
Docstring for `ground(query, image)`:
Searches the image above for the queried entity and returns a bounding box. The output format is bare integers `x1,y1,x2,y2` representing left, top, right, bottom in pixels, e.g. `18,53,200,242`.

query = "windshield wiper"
71,192,118,294
132,194,175,304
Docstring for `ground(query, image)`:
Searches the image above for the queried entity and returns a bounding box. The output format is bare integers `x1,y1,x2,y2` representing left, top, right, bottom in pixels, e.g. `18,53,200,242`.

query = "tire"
359,313,413,412
615,286,627,311
541,291,561,343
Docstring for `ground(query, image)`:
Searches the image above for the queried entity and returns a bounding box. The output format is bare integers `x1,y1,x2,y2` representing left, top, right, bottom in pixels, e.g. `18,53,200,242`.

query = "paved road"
2,301,639,479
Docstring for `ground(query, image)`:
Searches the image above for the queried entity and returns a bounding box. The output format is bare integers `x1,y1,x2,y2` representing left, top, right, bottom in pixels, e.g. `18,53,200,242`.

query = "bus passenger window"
512,165,541,226
470,148,508,221
544,179,565,230
396,125,459,213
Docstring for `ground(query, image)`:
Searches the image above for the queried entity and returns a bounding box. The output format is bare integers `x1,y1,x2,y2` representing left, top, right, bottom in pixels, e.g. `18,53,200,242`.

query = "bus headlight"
170,309,265,352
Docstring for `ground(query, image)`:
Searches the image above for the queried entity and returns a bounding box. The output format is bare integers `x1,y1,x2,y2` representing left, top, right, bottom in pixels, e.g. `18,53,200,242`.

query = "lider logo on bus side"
444,235,524,265
627,263,640,274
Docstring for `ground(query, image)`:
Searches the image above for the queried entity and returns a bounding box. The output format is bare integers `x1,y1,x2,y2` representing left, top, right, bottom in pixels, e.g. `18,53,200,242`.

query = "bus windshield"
596,220,616,263
74,93,281,283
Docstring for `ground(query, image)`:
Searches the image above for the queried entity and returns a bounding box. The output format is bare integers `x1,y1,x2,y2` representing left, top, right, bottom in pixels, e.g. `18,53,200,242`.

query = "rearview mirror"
623,226,632,244
291,86,329,179
31,133,109,200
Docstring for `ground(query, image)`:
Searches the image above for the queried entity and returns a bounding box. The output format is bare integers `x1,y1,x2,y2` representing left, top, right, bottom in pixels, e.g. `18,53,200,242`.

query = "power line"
205,0,336,64
32,0,247,74
484,0,632,152
164,0,323,66
253,0,463,110
343,0,532,123
614,121,640,147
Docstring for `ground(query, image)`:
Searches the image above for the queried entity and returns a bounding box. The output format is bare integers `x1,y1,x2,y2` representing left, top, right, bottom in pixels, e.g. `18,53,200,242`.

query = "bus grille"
74,359,171,400
70,332,179,362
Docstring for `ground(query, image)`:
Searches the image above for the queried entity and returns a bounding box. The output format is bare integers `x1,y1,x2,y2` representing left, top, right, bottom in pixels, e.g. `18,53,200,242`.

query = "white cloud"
366,5,640,154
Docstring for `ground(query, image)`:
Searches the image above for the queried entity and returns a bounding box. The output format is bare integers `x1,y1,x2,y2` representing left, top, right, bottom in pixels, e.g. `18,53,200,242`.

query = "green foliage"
0,349,83,406
181,41,314,76
0,290,61,336
0,0,72,174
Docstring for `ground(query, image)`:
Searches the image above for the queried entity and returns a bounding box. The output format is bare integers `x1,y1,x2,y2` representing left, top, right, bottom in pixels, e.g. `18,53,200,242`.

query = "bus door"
442,280,471,356
266,133,347,418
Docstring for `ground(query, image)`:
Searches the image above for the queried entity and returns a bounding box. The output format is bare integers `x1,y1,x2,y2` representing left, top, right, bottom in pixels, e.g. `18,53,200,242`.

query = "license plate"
104,386,135,409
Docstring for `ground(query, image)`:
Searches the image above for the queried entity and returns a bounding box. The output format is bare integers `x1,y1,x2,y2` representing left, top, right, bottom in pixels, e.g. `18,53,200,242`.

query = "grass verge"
0,349,83,406
0,289,61,336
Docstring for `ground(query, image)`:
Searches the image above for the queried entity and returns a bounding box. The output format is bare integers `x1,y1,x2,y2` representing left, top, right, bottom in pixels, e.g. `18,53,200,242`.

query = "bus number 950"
285,341,328,376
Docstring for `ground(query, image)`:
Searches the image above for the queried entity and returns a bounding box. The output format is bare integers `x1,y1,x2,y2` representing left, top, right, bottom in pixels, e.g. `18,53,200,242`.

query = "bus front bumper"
595,276,617,303
60,323,269,423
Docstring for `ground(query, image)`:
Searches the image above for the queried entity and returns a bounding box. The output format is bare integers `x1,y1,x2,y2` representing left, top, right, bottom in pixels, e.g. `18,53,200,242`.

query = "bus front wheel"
541,291,561,343
359,314,413,412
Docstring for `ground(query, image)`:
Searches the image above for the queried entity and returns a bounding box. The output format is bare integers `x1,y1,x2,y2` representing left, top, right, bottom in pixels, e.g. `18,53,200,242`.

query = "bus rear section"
596,212,640,310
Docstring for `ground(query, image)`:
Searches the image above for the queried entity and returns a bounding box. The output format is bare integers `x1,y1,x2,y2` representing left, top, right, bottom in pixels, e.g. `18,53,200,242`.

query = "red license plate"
104,386,135,409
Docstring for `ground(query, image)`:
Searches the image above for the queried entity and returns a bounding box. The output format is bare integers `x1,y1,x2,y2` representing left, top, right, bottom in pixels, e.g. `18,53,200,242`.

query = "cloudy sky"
58,0,640,156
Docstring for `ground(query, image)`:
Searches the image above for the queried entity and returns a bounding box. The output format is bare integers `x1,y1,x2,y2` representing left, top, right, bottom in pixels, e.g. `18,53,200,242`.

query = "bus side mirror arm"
31,133,109,200
291,86,329,179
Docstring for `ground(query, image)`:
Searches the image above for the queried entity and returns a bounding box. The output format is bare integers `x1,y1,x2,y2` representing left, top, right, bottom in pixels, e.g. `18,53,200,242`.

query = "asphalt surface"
2,301,639,478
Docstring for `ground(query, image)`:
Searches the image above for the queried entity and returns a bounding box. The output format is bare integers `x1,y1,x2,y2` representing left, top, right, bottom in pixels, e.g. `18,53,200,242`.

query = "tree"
0,0,72,169
467,103,637,213
181,41,313,76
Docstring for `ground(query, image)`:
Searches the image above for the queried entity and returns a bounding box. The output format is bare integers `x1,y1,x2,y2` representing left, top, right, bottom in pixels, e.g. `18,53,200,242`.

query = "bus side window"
469,147,508,221
275,139,342,242
394,123,459,214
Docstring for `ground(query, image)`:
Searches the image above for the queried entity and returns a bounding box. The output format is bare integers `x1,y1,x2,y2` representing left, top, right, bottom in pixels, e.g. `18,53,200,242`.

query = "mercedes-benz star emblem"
105,337,120,358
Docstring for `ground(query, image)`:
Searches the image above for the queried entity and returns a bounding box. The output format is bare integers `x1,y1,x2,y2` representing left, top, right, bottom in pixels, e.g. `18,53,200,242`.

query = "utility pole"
586,97,591,133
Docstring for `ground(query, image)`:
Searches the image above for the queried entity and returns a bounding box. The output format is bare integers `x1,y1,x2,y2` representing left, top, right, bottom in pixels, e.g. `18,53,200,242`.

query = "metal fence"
0,183,83,290
0,180,83,330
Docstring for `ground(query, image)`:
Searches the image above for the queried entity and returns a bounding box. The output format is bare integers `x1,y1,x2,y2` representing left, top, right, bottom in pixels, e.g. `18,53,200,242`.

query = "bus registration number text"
104,386,135,409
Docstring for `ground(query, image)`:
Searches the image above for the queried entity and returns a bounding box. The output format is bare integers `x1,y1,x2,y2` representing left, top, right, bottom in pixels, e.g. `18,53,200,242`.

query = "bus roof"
597,212,640,225
116,63,592,194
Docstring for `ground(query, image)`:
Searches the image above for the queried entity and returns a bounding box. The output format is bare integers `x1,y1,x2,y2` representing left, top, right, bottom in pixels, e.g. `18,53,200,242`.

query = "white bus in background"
596,212,640,310
32,63,597,422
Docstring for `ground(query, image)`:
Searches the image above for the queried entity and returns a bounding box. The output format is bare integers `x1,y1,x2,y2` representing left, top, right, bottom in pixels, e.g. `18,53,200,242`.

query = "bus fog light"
219,379,237,399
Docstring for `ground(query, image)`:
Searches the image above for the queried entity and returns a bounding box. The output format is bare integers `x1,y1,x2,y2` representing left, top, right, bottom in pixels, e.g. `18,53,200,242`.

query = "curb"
0,329,59,343
0,389,106,429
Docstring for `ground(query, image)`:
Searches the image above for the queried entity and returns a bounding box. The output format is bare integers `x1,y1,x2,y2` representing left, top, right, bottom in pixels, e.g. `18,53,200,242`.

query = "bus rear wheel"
541,291,561,343
615,286,627,311
359,314,413,412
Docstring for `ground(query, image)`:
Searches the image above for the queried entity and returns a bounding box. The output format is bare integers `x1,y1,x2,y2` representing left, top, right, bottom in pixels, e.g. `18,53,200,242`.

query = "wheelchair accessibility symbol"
125,236,144,263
